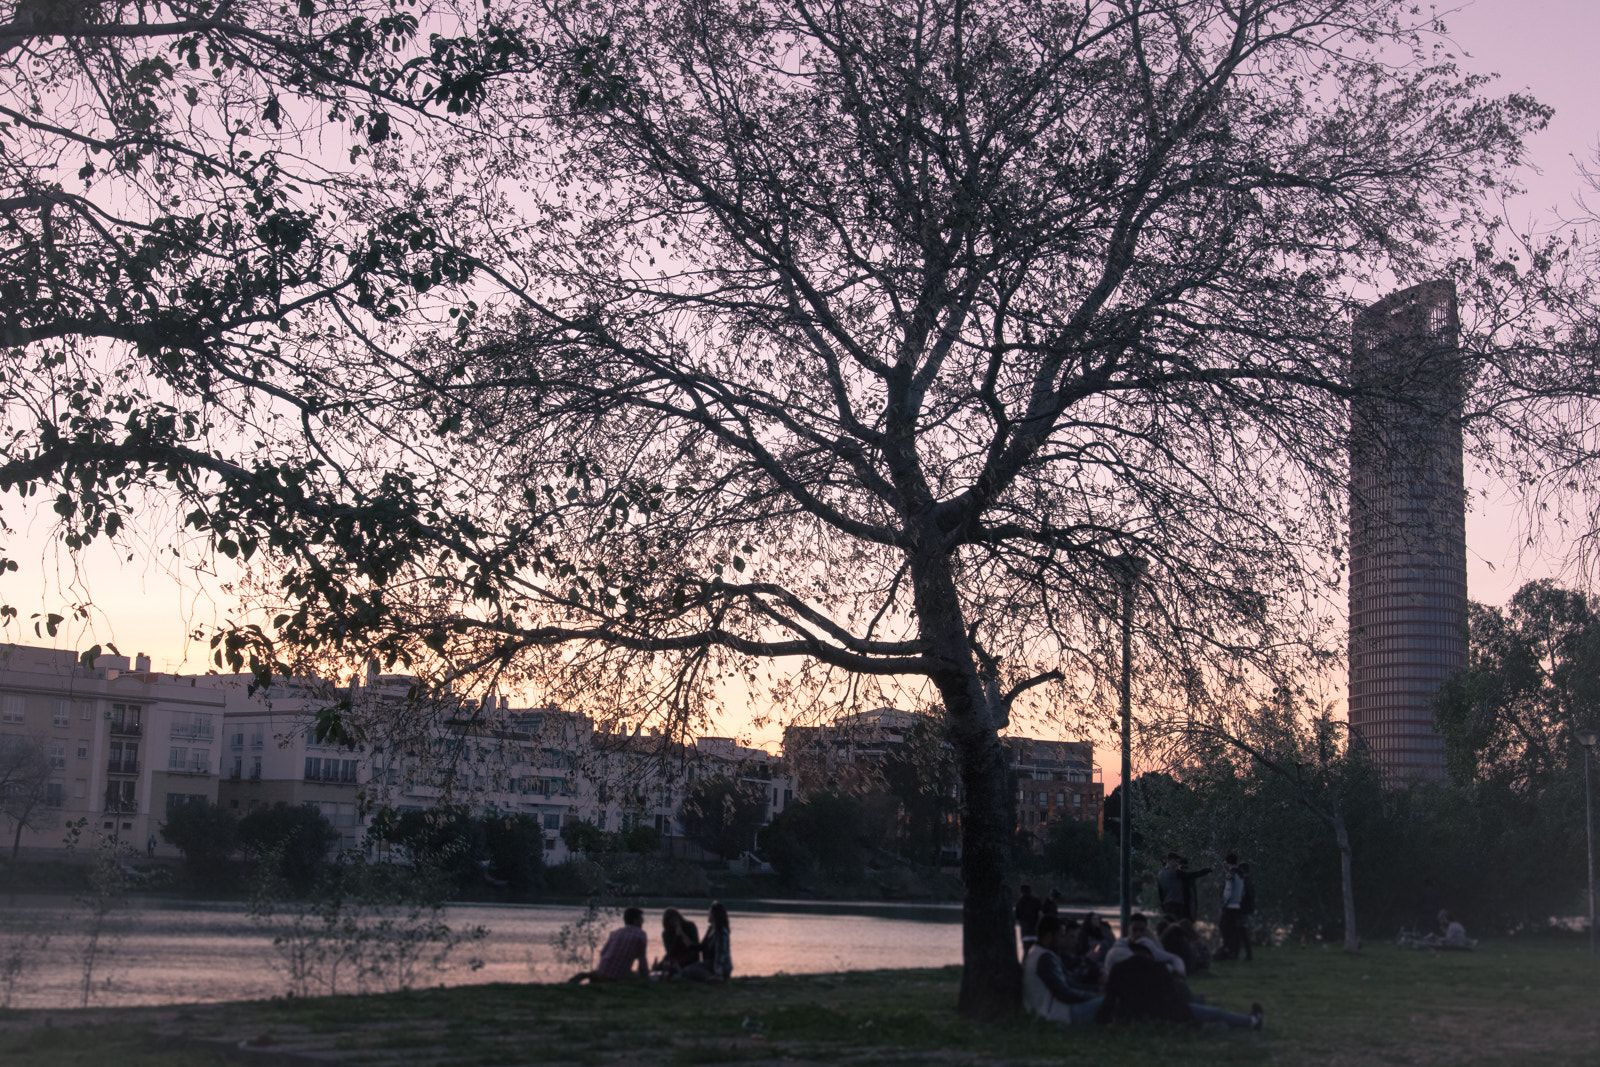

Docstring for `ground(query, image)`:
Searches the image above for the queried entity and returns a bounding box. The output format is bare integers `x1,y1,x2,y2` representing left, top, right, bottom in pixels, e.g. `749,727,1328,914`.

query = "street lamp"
1578,727,1598,957
1111,553,1146,935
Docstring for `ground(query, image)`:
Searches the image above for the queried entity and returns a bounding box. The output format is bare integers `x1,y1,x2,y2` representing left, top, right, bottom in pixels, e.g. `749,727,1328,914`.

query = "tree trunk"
1332,804,1359,952
949,710,1020,1018
908,545,1020,1018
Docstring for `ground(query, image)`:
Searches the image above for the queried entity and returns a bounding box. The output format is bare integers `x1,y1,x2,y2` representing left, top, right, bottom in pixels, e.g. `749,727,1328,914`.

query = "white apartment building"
0,644,225,855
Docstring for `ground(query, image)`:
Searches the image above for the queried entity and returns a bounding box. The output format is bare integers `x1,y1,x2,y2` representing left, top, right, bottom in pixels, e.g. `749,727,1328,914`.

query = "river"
0,895,1000,1010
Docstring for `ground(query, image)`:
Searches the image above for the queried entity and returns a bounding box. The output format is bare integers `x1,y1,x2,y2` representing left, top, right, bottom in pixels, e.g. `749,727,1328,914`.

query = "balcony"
110,722,142,737
106,759,139,775
169,766,211,777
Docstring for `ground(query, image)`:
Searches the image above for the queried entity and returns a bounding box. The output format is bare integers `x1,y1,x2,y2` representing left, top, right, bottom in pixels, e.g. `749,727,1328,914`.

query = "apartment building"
1006,736,1104,849
0,644,225,854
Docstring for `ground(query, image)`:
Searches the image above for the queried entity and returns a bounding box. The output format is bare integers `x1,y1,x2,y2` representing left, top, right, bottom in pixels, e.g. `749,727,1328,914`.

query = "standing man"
1178,856,1211,922
1157,854,1186,922
1015,884,1043,949
1237,861,1256,961
1217,854,1245,961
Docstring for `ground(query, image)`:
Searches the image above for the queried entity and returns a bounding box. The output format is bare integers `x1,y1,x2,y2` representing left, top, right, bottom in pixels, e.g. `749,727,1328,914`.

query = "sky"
2,0,1598,779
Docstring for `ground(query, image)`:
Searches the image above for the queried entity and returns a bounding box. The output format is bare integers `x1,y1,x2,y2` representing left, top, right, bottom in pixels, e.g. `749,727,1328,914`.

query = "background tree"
1435,581,1600,790
680,775,767,861
160,797,239,889
0,734,52,860
763,792,871,887
1,0,1587,1017
238,801,338,893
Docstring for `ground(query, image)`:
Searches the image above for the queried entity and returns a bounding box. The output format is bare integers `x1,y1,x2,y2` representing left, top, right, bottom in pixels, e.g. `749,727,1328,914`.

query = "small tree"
681,776,767,861
1180,692,1383,952
0,735,53,860
160,799,239,889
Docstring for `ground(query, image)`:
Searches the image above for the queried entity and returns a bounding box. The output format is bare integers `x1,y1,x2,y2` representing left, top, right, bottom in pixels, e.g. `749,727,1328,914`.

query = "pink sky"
3,0,1597,781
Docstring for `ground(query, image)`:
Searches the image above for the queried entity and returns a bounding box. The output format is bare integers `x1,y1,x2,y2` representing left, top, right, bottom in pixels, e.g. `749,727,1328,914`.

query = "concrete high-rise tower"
1347,281,1467,783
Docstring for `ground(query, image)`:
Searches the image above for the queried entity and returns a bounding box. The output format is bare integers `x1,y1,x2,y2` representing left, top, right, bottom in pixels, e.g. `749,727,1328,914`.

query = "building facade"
1347,281,1468,783
1006,736,1103,849
0,644,224,855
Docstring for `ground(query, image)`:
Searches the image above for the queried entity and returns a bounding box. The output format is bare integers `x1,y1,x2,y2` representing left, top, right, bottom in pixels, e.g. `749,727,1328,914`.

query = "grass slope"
1,939,1597,1065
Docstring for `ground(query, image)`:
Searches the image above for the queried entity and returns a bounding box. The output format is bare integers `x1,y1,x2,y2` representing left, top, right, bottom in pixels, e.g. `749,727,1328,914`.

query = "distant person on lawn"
1022,915,1103,1024
569,907,649,983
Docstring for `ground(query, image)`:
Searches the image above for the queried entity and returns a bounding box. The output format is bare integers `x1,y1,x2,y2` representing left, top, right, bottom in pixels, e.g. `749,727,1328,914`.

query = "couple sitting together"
571,904,733,983
1024,913,1263,1029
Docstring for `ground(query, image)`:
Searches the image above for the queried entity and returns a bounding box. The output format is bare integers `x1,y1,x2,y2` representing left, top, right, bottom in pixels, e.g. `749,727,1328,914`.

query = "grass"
1,938,1597,1065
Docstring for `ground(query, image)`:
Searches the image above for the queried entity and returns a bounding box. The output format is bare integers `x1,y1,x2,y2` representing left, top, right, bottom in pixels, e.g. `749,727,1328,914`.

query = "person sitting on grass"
1420,910,1476,951
1075,912,1115,969
683,901,733,982
569,907,649,983
654,907,702,977
1023,915,1103,1024
1096,942,1264,1030
1103,912,1188,981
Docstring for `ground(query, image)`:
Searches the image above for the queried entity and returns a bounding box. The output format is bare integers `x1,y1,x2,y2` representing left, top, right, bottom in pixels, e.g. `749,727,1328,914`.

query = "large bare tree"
3,0,1591,1016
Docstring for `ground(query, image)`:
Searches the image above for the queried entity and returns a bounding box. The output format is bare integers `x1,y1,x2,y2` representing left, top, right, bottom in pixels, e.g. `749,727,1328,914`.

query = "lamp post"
1578,727,1598,957
1112,554,1146,935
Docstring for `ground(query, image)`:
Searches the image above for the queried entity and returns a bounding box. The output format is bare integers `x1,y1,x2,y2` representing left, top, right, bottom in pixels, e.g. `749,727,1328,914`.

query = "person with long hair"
654,907,701,976
685,901,733,982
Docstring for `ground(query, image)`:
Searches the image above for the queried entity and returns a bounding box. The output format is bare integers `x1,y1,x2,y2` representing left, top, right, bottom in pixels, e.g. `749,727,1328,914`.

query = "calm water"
0,895,974,1009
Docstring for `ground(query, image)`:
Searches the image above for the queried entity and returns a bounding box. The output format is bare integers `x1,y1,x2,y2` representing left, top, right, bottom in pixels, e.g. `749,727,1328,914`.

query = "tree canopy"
2,0,1595,1015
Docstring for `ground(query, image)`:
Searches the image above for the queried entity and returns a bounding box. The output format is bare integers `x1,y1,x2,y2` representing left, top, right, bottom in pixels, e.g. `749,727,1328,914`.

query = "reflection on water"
0,895,966,1010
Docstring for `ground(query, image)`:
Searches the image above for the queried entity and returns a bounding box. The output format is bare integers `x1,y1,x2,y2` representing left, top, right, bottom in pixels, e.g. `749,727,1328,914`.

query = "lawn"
1,939,1596,1065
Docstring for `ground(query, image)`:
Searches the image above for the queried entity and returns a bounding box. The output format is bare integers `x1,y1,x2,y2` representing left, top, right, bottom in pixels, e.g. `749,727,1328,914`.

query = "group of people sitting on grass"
570,903,734,984
1023,911,1264,1030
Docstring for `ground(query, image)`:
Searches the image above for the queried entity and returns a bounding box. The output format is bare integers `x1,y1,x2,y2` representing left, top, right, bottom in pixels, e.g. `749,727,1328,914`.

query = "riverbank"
3,939,1597,1065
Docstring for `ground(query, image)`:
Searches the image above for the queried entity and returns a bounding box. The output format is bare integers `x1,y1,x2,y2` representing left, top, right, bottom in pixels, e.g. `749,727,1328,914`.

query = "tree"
238,801,339,893
680,775,767,860
763,792,870,886
0,0,1579,1017
0,734,52,860
160,797,239,888
1435,581,1600,791
1175,690,1385,951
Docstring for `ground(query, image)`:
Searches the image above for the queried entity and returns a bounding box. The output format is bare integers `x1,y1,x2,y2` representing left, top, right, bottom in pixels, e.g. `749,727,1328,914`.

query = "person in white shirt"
1102,912,1187,981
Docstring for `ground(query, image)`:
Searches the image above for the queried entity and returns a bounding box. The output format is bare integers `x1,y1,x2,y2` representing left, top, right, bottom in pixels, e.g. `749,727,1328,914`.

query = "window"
231,756,243,780
1,694,24,723
169,747,189,771
169,712,215,741
49,740,65,768
250,730,264,749
305,756,322,780
110,704,142,732
53,698,69,726
79,701,93,721
544,813,561,831
1073,793,1083,807
251,756,262,779
74,778,87,799
190,748,210,774
76,739,89,759
46,781,64,808
230,732,245,748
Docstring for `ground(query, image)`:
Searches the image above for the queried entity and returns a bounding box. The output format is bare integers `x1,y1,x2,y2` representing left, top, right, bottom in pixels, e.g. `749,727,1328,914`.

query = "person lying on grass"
570,907,650,983
1096,942,1263,1030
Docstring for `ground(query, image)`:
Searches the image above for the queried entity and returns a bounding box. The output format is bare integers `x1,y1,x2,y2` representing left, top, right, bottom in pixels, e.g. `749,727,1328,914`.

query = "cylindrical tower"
1347,281,1467,784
